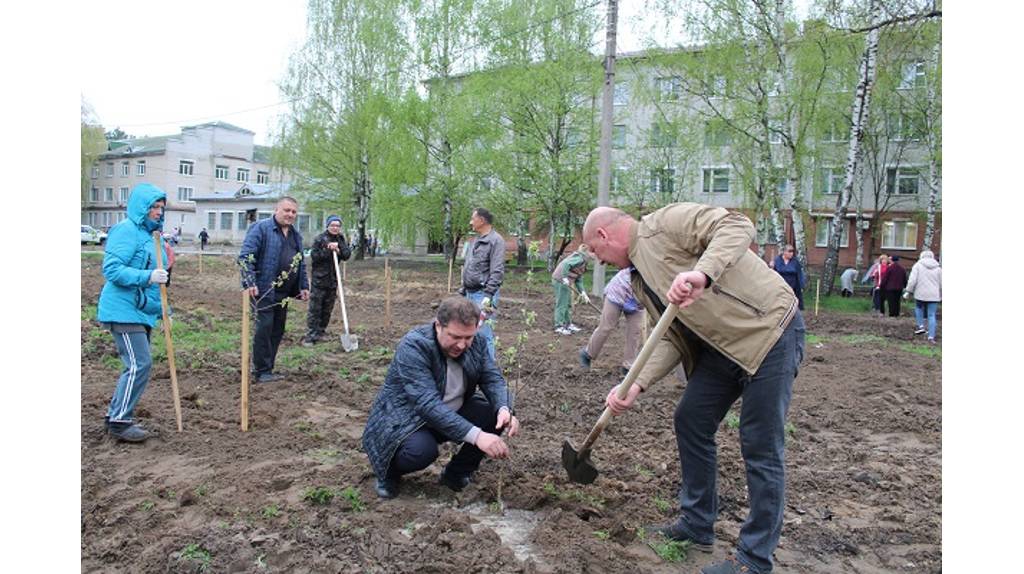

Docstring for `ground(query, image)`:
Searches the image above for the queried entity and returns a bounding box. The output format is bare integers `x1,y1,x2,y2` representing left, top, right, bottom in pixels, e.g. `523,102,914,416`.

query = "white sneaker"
914,326,926,335
567,324,582,333
554,326,572,335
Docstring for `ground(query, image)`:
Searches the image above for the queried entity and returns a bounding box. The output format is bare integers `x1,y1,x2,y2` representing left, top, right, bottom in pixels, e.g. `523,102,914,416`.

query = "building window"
257,171,269,185
611,168,628,195
236,168,250,182
89,212,97,226
207,211,217,229
704,123,731,147
888,112,925,142
882,220,918,250
177,186,194,202
650,168,675,196
821,167,845,195
899,61,926,90
612,125,626,149
565,128,583,148
104,187,114,202
886,168,920,195
613,83,629,106
121,161,130,177
650,122,676,148
216,165,229,180
179,160,194,176
237,211,248,230
119,187,130,202
815,217,850,247
656,76,682,101
103,212,111,227
768,120,784,144
91,166,99,179
298,214,311,233
257,211,272,221
220,212,234,231
106,162,114,177
91,187,99,202
822,118,849,143
136,160,146,176
708,74,728,97
702,168,730,194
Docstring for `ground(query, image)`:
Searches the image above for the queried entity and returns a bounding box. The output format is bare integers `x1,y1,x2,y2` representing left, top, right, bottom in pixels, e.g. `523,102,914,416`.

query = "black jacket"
309,230,352,288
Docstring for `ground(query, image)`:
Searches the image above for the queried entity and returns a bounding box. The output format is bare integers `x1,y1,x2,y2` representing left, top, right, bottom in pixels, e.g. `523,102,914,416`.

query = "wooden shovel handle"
332,250,351,333
577,301,681,452
152,232,183,432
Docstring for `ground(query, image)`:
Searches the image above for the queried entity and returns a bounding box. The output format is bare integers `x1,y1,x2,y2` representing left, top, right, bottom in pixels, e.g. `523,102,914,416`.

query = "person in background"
840,267,858,298
904,250,942,343
771,244,806,310
881,255,908,318
362,297,520,499
96,183,173,443
303,215,352,346
198,227,210,251
459,207,505,361
551,244,591,335
869,254,890,316
579,267,642,377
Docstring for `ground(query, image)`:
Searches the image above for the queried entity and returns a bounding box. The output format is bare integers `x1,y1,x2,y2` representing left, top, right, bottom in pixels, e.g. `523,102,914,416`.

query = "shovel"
566,281,602,315
562,300,681,484
332,250,359,352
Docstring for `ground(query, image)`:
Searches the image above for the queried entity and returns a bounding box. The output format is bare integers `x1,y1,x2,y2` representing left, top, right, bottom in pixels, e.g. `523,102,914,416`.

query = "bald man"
583,203,804,574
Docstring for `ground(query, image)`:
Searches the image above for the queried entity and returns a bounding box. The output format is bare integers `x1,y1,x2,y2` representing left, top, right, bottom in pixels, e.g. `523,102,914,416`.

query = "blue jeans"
672,311,805,574
915,300,939,339
387,395,499,479
464,289,498,362
107,330,154,424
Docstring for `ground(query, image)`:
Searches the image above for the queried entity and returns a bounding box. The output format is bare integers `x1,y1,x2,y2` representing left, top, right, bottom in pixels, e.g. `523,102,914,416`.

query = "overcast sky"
80,0,810,146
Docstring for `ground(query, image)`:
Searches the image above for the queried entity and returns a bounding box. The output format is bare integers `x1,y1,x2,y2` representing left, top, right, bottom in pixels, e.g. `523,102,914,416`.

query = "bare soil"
81,253,941,573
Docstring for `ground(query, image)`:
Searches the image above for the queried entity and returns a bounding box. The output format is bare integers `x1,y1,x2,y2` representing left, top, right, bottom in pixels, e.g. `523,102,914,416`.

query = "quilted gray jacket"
362,322,511,479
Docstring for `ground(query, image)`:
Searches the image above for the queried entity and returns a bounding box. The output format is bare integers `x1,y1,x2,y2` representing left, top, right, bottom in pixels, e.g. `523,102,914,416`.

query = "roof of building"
192,182,292,203
183,121,255,134
99,136,174,159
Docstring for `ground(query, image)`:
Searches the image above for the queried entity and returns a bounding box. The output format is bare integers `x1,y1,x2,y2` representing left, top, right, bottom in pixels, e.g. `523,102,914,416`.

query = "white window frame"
256,171,269,185
656,76,682,102
119,187,130,203
611,167,628,195
136,160,146,176
121,161,130,177
297,214,311,233
179,159,194,176
886,167,920,196
702,167,730,194
220,211,234,231
898,60,926,90
650,168,676,196
768,120,784,144
612,125,626,149
881,220,918,250
815,217,850,248
91,166,99,179
88,212,97,226
177,186,194,202
650,122,676,148
236,168,250,182
237,211,248,230
257,211,272,221
215,165,230,180
207,211,217,229
613,83,629,107
821,167,845,195
104,187,114,202
106,162,114,177
90,187,99,202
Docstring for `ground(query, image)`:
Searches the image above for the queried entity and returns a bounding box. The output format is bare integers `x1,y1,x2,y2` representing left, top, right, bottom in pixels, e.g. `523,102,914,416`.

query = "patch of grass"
784,422,796,438
193,484,209,497
805,333,824,345
140,500,155,512
178,543,212,572
558,401,571,414
724,411,740,430
593,530,610,540
308,448,341,463
302,486,335,506
815,294,874,314
81,304,98,321
841,334,888,345
634,464,653,479
260,504,281,519
899,342,941,358
339,487,365,512
81,251,105,261
653,497,672,513
277,344,329,370
543,482,558,496
101,355,123,371
648,537,691,563
542,482,605,508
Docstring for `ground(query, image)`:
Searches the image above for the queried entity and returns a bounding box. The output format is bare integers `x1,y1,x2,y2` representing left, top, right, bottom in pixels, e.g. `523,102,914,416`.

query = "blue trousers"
915,300,939,339
387,395,499,479
672,312,805,573
107,329,153,424
464,289,498,362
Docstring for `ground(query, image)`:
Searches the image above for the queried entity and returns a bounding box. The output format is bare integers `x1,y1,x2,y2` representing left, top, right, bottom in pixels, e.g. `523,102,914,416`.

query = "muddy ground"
81,252,941,573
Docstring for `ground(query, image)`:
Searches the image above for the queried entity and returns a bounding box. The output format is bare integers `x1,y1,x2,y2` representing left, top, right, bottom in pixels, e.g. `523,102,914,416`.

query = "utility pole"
592,0,618,297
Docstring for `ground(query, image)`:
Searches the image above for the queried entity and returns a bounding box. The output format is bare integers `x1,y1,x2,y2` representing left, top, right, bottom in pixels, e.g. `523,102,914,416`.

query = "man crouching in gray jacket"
362,296,520,499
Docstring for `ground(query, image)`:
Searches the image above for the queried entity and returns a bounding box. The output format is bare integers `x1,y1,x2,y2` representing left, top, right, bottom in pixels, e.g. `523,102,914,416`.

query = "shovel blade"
561,439,599,484
341,334,359,352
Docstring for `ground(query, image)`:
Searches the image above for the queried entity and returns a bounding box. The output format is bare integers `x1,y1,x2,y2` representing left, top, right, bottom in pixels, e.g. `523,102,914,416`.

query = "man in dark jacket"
239,197,309,383
459,207,505,361
303,215,351,345
881,255,908,318
362,296,520,499
198,228,209,250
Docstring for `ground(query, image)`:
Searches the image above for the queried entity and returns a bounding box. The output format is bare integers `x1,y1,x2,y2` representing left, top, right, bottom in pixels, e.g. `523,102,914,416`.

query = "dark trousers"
253,299,289,375
672,312,805,574
872,287,883,313
305,284,337,339
883,289,902,317
388,395,498,479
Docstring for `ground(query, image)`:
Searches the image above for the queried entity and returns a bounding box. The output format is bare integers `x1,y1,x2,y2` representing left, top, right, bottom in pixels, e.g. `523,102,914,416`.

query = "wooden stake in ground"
343,260,347,282
199,250,203,275
152,232,183,432
815,279,821,317
384,257,392,330
447,256,454,294
241,290,250,431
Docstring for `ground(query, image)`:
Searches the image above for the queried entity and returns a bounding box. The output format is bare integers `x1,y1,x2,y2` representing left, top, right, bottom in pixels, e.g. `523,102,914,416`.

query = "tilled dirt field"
81,252,941,573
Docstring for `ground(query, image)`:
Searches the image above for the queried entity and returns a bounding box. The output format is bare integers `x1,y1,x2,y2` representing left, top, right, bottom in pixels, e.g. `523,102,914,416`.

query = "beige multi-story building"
83,121,322,244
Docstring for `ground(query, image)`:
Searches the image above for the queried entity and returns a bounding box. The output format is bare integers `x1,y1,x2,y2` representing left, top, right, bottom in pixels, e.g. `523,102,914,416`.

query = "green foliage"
815,294,874,314
899,342,941,358
805,333,823,345
140,500,155,512
178,543,212,572
302,486,335,506
593,530,610,540
653,497,672,514
101,355,122,371
841,334,887,345
339,486,365,512
724,411,740,430
648,536,691,563
260,504,281,519
193,484,209,498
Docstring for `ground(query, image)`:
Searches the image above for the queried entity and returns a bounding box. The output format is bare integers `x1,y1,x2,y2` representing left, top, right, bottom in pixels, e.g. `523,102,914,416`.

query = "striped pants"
106,329,153,424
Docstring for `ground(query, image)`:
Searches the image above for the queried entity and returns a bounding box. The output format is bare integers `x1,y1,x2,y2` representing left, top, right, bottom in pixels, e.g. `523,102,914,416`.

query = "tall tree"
81,98,107,202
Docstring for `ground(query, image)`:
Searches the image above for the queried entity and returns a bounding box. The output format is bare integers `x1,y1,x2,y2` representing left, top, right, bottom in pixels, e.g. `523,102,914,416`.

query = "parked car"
81,225,107,245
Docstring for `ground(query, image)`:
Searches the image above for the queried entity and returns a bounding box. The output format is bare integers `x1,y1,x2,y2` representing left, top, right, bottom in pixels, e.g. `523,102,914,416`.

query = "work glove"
576,291,591,305
902,291,909,300
149,269,169,284
481,297,493,312
562,278,570,286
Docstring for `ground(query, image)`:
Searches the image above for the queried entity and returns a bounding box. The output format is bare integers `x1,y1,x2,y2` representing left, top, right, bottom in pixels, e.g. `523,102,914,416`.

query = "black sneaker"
375,477,400,499
107,421,151,443
257,372,283,384
646,520,713,553
700,557,752,573
579,347,592,369
439,469,472,492
914,326,926,335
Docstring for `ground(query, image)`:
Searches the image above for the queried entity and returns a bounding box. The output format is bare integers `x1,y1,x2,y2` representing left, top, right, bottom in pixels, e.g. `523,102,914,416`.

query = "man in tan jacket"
583,203,804,574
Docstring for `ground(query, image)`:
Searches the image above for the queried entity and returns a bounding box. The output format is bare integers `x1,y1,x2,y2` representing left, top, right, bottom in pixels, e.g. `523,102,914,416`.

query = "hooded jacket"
627,203,798,383
906,253,941,302
96,184,169,327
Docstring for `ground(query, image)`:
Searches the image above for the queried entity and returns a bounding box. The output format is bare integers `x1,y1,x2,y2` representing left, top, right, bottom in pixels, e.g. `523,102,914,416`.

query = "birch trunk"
821,0,881,295
923,39,941,251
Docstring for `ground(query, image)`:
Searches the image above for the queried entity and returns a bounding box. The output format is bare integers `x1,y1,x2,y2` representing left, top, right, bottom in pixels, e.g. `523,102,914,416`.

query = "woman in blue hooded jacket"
96,183,171,442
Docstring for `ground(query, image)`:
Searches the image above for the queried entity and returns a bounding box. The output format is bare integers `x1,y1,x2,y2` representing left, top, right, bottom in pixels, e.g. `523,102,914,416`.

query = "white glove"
481,297,493,311
902,292,909,300
562,278,570,286
576,291,590,305
149,269,169,284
